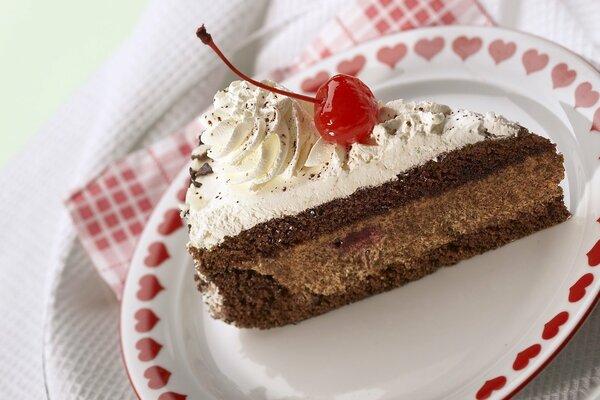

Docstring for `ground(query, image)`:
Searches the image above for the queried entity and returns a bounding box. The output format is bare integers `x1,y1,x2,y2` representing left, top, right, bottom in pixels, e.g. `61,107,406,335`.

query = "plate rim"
493,27,600,399
120,24,600,400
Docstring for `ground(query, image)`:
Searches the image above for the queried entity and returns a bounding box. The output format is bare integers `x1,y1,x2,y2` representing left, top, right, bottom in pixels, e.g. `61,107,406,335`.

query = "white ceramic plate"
121,26,600,400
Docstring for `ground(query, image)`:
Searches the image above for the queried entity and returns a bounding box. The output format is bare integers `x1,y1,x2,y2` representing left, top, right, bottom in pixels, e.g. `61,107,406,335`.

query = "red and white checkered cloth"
65,0,491,297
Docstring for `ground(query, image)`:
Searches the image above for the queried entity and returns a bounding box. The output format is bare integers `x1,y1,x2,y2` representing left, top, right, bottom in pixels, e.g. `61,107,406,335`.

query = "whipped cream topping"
200,80,321,190
185,82,519,250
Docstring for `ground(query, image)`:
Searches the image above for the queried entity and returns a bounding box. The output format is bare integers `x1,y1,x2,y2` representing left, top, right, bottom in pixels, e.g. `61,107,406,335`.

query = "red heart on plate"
488,39,516,64
144,242,170,267
476,376,507,400
377,44,407,68
575,82,599,108
136,337,163,362
592,108,600,132
178,143,193,156
587,239,600,266
337,55,366,76
144,365,171,390
542,311,569,340
512,343,541,370
414,37,444,61
301,71,329,93
137,275,164,301
177,186,187,203
551,63,576,89
569,273,594,303
158,209,183,235
134,308,160,333
159,393,187,400
522,49,548,75
452,36,482,61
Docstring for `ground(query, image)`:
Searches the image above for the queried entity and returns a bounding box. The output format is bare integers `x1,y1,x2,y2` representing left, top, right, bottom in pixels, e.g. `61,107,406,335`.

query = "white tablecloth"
0,0,598,399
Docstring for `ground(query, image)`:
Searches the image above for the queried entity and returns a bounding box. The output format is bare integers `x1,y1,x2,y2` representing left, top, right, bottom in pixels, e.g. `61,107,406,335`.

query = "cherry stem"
196,25,319,104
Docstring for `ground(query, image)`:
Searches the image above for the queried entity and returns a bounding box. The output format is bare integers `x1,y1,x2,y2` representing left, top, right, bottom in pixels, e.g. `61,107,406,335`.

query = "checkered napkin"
64,0,490,297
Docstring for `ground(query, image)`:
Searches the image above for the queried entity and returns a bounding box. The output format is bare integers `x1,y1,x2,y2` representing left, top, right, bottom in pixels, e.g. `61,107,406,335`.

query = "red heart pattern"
144,365,171,389
134,308,160,333
488,39,516,64
522,49,549,75
337,55,366,76
476,376,507,400
512,344,541,371
301,71,329,93
377,44,407,68
575,82,599,108
158,209,183,236
136,337,163,362
137,275,164,301
414,37,444,61
569,273,594,303
551,63,576,89
158,393,187,400
452,36,482,61
176,186,187,203
592,108,600,132
542,311,569,340
144,242,170,267
587,240,600,266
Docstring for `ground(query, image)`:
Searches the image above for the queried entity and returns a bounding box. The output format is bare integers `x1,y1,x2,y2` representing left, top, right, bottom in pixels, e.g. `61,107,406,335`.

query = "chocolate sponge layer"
189,129,570,329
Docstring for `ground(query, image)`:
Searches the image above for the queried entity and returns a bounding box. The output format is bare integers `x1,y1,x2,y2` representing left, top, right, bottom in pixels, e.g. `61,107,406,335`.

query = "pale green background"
0,0,148,167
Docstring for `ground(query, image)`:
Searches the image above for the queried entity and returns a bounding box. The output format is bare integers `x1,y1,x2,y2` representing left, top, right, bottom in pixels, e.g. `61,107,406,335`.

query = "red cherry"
197,25,379,147
314,74,378,145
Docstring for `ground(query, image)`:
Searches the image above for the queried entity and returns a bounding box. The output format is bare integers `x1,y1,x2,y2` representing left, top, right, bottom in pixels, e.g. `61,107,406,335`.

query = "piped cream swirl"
200,80,320,190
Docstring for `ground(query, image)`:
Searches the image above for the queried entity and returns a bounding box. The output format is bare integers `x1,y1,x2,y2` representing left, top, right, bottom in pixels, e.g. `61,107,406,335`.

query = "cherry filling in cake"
333,226,384,251
183,26,570,329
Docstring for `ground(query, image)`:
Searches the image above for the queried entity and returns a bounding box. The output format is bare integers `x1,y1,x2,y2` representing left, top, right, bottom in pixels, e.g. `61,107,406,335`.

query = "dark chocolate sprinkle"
197,163,213,176
191,150,208,161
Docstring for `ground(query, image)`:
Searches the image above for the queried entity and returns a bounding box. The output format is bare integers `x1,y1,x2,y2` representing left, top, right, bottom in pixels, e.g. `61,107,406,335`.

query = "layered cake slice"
183,26,570,329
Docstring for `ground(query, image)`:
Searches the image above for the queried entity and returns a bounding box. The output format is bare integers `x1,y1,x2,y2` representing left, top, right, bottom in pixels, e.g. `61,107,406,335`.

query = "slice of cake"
183,26,569,329
183,78,569,329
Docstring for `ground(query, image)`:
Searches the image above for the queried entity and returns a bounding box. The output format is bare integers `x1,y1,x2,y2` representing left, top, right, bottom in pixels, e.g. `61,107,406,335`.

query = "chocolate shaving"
191,150,208,161
197,162,213,176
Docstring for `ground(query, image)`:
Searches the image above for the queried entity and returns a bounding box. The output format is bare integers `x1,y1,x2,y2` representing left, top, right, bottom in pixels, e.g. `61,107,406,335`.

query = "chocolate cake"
183,80,569,329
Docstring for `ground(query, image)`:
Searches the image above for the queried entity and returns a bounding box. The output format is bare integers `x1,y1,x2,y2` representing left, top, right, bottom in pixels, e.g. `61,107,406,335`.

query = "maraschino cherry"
197,25,379,147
